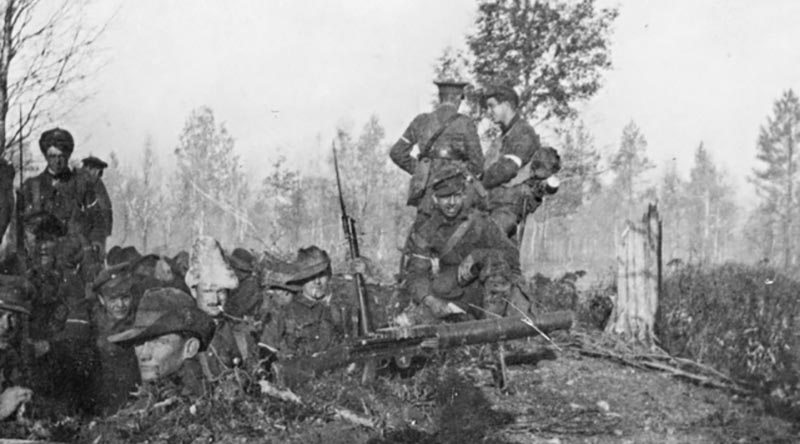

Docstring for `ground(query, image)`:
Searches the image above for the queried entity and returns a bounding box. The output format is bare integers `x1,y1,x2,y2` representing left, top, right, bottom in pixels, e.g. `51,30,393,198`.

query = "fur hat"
184,236,238,290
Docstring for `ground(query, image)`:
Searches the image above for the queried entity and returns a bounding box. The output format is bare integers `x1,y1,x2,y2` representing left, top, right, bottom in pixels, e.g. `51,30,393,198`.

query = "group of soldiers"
0,78,561,424
391,80,560,324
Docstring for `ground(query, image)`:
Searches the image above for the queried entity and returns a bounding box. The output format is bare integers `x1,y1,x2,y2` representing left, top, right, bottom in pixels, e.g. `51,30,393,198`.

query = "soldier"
108,287,215,397
480,86,552,234
401,166,522,323
90,263,140,414
390,79,485,215
184,236,254,380
486,146,561,237
0,277,32,421
80,156,113,256
259,246,348,357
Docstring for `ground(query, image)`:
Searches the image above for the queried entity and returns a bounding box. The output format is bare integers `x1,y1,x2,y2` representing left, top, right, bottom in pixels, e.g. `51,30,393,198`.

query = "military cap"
81,155,108,169
107,287,215,350
107,245,142,267
228,248,255,273
293,246,331,279
481,84,520,109
92,262,134,296
434,79,469,97
431,165,467,197
185,236,238,290
0,275,32,315
39,127,75,156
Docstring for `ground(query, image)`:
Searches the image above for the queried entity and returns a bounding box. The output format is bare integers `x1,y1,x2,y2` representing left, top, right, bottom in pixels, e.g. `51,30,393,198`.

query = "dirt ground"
279,334,798,444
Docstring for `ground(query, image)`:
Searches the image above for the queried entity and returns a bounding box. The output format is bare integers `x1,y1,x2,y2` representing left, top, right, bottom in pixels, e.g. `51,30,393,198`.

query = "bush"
657,263,800,410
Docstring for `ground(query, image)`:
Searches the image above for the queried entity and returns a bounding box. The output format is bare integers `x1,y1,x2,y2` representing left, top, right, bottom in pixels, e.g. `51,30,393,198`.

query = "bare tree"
0,0,111,156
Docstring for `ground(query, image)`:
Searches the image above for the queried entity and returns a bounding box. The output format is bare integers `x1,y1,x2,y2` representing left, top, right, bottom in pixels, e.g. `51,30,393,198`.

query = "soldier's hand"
0,386,33,420
458,254,477,283
422,295,451,318
346,257,369,277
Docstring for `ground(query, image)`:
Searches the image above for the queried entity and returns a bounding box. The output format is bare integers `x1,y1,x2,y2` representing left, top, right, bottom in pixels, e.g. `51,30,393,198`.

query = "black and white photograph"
0,0,799,442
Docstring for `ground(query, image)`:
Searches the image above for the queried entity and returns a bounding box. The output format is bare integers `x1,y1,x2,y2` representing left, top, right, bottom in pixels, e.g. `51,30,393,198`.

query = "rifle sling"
422,113,462,156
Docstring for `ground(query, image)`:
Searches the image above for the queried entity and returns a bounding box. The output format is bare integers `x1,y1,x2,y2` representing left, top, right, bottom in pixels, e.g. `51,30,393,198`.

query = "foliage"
750,89,800,269
658,263,800,411
467,0,618,121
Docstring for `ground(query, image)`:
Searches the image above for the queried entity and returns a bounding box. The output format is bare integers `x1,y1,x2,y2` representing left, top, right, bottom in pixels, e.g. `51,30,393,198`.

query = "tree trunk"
605,204,661,346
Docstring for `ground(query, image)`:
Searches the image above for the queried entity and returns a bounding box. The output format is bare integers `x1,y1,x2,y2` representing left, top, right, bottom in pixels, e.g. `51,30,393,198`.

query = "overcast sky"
59,0,800,204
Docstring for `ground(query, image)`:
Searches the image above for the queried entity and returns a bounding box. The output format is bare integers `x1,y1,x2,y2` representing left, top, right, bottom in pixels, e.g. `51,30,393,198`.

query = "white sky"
59,0,800,204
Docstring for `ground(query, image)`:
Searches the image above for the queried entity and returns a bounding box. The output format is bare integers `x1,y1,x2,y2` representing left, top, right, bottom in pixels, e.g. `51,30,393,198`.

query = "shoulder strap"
423,113,462,152
440,212,478,258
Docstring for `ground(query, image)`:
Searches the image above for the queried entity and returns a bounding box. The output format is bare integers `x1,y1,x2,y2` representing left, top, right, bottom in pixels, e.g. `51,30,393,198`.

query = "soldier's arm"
482,125,542,189
461,117,485,178
389,116,423,175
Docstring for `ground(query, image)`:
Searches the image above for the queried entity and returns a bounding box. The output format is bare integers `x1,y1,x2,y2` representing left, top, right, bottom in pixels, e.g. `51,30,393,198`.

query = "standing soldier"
481,86,546,236
390,79,485,216
80,156,113,256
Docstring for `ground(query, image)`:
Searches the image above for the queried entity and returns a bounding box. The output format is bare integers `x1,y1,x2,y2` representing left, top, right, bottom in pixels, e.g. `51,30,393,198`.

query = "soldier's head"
39,128,74,175
293,246,332,302
483,85,519,126
185,236,238,317
93,263,135,321
530,146,561,180
81,155,108,179
435,80,469,106
228,248,255,282
0,278,31,349
108,287,215,382
431,167,468,219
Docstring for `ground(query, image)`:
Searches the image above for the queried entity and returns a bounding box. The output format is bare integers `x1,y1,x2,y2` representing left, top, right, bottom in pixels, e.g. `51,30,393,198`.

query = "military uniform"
390,80,484,212
0,277,32,422
404,168,520,320
80,156,113,252
259,295,341,357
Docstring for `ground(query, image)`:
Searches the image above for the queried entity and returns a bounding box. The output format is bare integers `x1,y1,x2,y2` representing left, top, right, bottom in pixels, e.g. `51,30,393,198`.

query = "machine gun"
272,310,573,388
332,142,372,336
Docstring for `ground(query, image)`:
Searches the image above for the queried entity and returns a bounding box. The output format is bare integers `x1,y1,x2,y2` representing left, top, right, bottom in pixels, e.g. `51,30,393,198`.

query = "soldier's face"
45,148,69,175
99,293,133,321
0,310,20,349
302,274,331,301
194,285,227,317
134,333,189,381
486,98,513,125
434,192,465,219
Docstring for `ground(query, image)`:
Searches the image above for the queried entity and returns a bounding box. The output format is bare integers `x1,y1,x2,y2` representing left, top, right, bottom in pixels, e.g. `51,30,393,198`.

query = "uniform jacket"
483,114,542,189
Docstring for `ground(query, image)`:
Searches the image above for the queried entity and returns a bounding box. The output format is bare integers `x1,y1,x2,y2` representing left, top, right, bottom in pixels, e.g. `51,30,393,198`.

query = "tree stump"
605,204,662,345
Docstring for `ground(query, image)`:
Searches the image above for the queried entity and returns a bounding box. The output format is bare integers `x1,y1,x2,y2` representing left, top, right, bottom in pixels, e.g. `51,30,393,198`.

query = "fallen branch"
257,380,375,429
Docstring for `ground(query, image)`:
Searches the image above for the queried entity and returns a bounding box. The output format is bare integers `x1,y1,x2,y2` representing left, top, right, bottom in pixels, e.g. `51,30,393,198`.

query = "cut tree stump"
605,204,662,346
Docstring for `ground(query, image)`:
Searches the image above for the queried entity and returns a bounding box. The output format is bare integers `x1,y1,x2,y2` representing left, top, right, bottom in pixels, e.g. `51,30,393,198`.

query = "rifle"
272,310,574,388
332,142,372,336
15,107,26,275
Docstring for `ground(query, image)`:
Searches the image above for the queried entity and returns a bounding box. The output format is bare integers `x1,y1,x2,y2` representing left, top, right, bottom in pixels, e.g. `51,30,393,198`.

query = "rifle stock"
273,310,574,387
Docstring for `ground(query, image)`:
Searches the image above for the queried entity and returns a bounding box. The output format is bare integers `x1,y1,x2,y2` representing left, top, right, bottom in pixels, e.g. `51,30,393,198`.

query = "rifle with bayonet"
15,107,26,275
272,310,574,388
332,142,372,336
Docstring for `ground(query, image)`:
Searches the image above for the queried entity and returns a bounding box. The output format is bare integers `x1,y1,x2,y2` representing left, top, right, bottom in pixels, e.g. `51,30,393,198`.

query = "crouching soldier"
90,263,140,414
0,277,33,421
259,246,347,358
185,236,254,381
108,287,215,398
401,166,521,324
